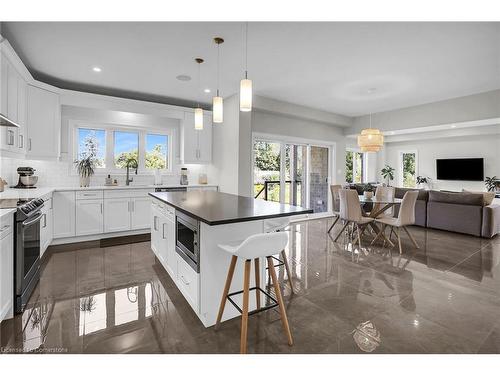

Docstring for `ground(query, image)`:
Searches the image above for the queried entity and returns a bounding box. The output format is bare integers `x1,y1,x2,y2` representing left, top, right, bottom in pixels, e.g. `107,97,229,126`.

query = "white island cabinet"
151,200,176,279
149,190,311,327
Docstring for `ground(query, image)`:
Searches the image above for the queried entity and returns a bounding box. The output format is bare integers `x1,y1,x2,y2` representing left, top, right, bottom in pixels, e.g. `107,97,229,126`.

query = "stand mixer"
13,167,38,189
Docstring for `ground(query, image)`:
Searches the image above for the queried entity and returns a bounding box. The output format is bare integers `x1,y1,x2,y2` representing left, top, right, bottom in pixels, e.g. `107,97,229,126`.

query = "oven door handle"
22,213,43,227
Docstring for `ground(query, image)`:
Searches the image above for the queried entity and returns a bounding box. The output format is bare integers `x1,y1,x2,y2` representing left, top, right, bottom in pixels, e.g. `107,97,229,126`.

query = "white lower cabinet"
76,199,104,236
0,215,14,322
130,197,151,230
176,253,199,312
150,201,176,279
53,191,76,238
104,198,131,233
40,198,53,256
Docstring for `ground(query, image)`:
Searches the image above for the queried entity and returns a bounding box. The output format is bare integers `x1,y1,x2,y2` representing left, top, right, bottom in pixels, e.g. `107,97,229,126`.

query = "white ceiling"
3,22,500,116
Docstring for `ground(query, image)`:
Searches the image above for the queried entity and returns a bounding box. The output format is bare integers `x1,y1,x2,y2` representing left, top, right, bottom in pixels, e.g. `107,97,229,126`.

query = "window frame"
71,122,173,175
346,149,366,184
398,150,419,188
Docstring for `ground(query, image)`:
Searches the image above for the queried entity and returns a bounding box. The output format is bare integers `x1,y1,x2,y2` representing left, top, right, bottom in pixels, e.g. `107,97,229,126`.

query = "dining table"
357,195,403,246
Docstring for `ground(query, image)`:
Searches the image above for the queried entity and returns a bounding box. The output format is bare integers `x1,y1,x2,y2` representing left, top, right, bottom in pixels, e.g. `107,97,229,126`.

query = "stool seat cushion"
218,231,289,259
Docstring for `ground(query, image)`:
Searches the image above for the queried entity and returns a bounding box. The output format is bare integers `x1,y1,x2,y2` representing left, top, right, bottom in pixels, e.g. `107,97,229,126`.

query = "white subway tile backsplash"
0,157,215,188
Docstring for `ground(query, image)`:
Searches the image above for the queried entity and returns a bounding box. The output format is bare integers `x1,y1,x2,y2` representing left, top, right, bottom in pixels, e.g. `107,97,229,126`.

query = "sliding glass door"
253,138,332,214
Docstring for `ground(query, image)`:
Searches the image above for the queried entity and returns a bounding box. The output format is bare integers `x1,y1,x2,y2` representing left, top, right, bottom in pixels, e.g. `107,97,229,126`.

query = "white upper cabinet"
0,53,27,154
26,85,60,158
181,112,212,164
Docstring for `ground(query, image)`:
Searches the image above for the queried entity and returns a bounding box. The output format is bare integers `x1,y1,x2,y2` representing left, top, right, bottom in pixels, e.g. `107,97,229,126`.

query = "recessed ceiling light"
92,67,102,73
367,87,377,94
204,88,211,93
387,131,395,135
450,125,457,128
176,74,191,82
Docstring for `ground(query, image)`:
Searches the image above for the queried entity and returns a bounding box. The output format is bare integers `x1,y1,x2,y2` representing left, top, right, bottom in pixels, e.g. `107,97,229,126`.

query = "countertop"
0,208,16,220
0,184,217,200
149,191,313,226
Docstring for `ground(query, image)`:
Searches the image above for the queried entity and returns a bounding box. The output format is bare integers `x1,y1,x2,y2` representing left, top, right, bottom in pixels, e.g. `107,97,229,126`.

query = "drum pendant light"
212,37,224,123
194,58,204,130
357,113,384,152
240,22,252,112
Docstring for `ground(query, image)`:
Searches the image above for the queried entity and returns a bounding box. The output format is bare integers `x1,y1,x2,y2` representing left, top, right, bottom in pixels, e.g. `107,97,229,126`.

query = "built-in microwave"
175,211,200,273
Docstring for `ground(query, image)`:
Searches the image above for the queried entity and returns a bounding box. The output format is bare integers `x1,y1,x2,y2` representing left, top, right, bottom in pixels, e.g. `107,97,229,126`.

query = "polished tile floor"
1,218,500,354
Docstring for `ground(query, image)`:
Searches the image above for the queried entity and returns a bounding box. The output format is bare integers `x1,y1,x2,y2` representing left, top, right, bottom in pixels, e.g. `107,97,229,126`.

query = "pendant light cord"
217,43,220,96
244,22,248,79
197,61,201,108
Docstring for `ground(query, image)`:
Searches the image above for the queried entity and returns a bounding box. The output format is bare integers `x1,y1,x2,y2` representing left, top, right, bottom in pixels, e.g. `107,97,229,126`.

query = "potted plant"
74,156,96,187
485,176,499,192
363,183,375,199
380,165,395,186
416,176,430,189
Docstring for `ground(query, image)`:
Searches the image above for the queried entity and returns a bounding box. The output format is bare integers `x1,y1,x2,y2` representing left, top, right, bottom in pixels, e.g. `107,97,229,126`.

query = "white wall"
382,134,500,191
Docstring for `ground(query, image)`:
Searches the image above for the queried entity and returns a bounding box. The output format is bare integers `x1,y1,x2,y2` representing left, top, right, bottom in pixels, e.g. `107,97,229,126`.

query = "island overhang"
149,190,313,225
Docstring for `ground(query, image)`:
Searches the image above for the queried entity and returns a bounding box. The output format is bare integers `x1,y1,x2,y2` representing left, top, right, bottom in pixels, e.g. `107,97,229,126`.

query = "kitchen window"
77,128,106,168
114,131,139,169
145,133,169,170
72,124,172,174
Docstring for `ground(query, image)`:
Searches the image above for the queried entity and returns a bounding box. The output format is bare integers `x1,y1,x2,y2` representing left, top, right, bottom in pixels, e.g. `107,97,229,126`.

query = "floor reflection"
1,219,500,353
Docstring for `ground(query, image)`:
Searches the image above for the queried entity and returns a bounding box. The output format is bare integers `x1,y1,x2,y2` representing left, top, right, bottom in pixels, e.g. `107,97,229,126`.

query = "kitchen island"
149,190,313,327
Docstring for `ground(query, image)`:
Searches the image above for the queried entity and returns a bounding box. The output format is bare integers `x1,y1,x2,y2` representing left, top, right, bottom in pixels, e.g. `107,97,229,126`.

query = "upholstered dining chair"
333,189,374,248
371,191,420,254
327,185,342,233
373,186,396,218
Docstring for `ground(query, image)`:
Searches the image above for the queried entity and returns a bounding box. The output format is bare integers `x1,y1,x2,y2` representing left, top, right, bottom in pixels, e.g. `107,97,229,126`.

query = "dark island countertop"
149,191,313,226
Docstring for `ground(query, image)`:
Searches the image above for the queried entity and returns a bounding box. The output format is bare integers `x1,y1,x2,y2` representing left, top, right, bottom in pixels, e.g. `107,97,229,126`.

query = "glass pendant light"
357,113,384,152
240,22,252,112
212,37,224,123
194,58,204,130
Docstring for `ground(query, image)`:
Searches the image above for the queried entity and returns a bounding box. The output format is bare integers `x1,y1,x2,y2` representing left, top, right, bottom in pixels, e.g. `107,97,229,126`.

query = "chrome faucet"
125,160,138,186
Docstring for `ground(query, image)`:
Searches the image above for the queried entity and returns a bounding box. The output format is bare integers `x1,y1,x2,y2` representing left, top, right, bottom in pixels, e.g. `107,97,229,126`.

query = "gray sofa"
344,184,500,238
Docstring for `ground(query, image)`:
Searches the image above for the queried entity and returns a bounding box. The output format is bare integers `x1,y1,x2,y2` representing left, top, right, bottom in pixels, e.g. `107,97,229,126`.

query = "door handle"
180,275,190,285
7,130,14,146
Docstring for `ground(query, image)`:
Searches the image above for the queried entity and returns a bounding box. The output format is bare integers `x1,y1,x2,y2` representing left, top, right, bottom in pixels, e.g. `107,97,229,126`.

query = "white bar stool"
264,218,294,293
216,231,293,354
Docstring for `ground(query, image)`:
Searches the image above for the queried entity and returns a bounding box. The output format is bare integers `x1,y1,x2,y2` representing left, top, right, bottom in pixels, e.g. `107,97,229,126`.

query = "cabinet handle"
162,223,166,239
180,275,190,285
153,216,158,231
42,213,47,228
0,225,10,232
131,201,134,212
28,138,32,151
100,203,103,214
19,134,24,148
7,130,14,146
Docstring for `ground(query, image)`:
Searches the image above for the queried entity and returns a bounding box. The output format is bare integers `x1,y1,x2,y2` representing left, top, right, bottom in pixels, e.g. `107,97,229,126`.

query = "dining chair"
371,191,420,254
333,189,374,248
327,185,342,233
373,186,396,218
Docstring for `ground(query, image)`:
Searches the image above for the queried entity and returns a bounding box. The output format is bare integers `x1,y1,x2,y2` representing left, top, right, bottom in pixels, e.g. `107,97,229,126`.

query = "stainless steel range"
12,198,44,313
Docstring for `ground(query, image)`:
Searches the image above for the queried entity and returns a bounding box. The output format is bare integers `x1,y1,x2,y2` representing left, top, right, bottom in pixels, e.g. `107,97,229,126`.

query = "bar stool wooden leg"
240,259,252,354
254,258,261,309
281,250,294,293
215,255,237,330
267,256,293,346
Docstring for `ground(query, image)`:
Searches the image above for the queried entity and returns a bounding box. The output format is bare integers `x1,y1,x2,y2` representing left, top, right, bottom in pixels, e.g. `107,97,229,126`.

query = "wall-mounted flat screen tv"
436,158,484,181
